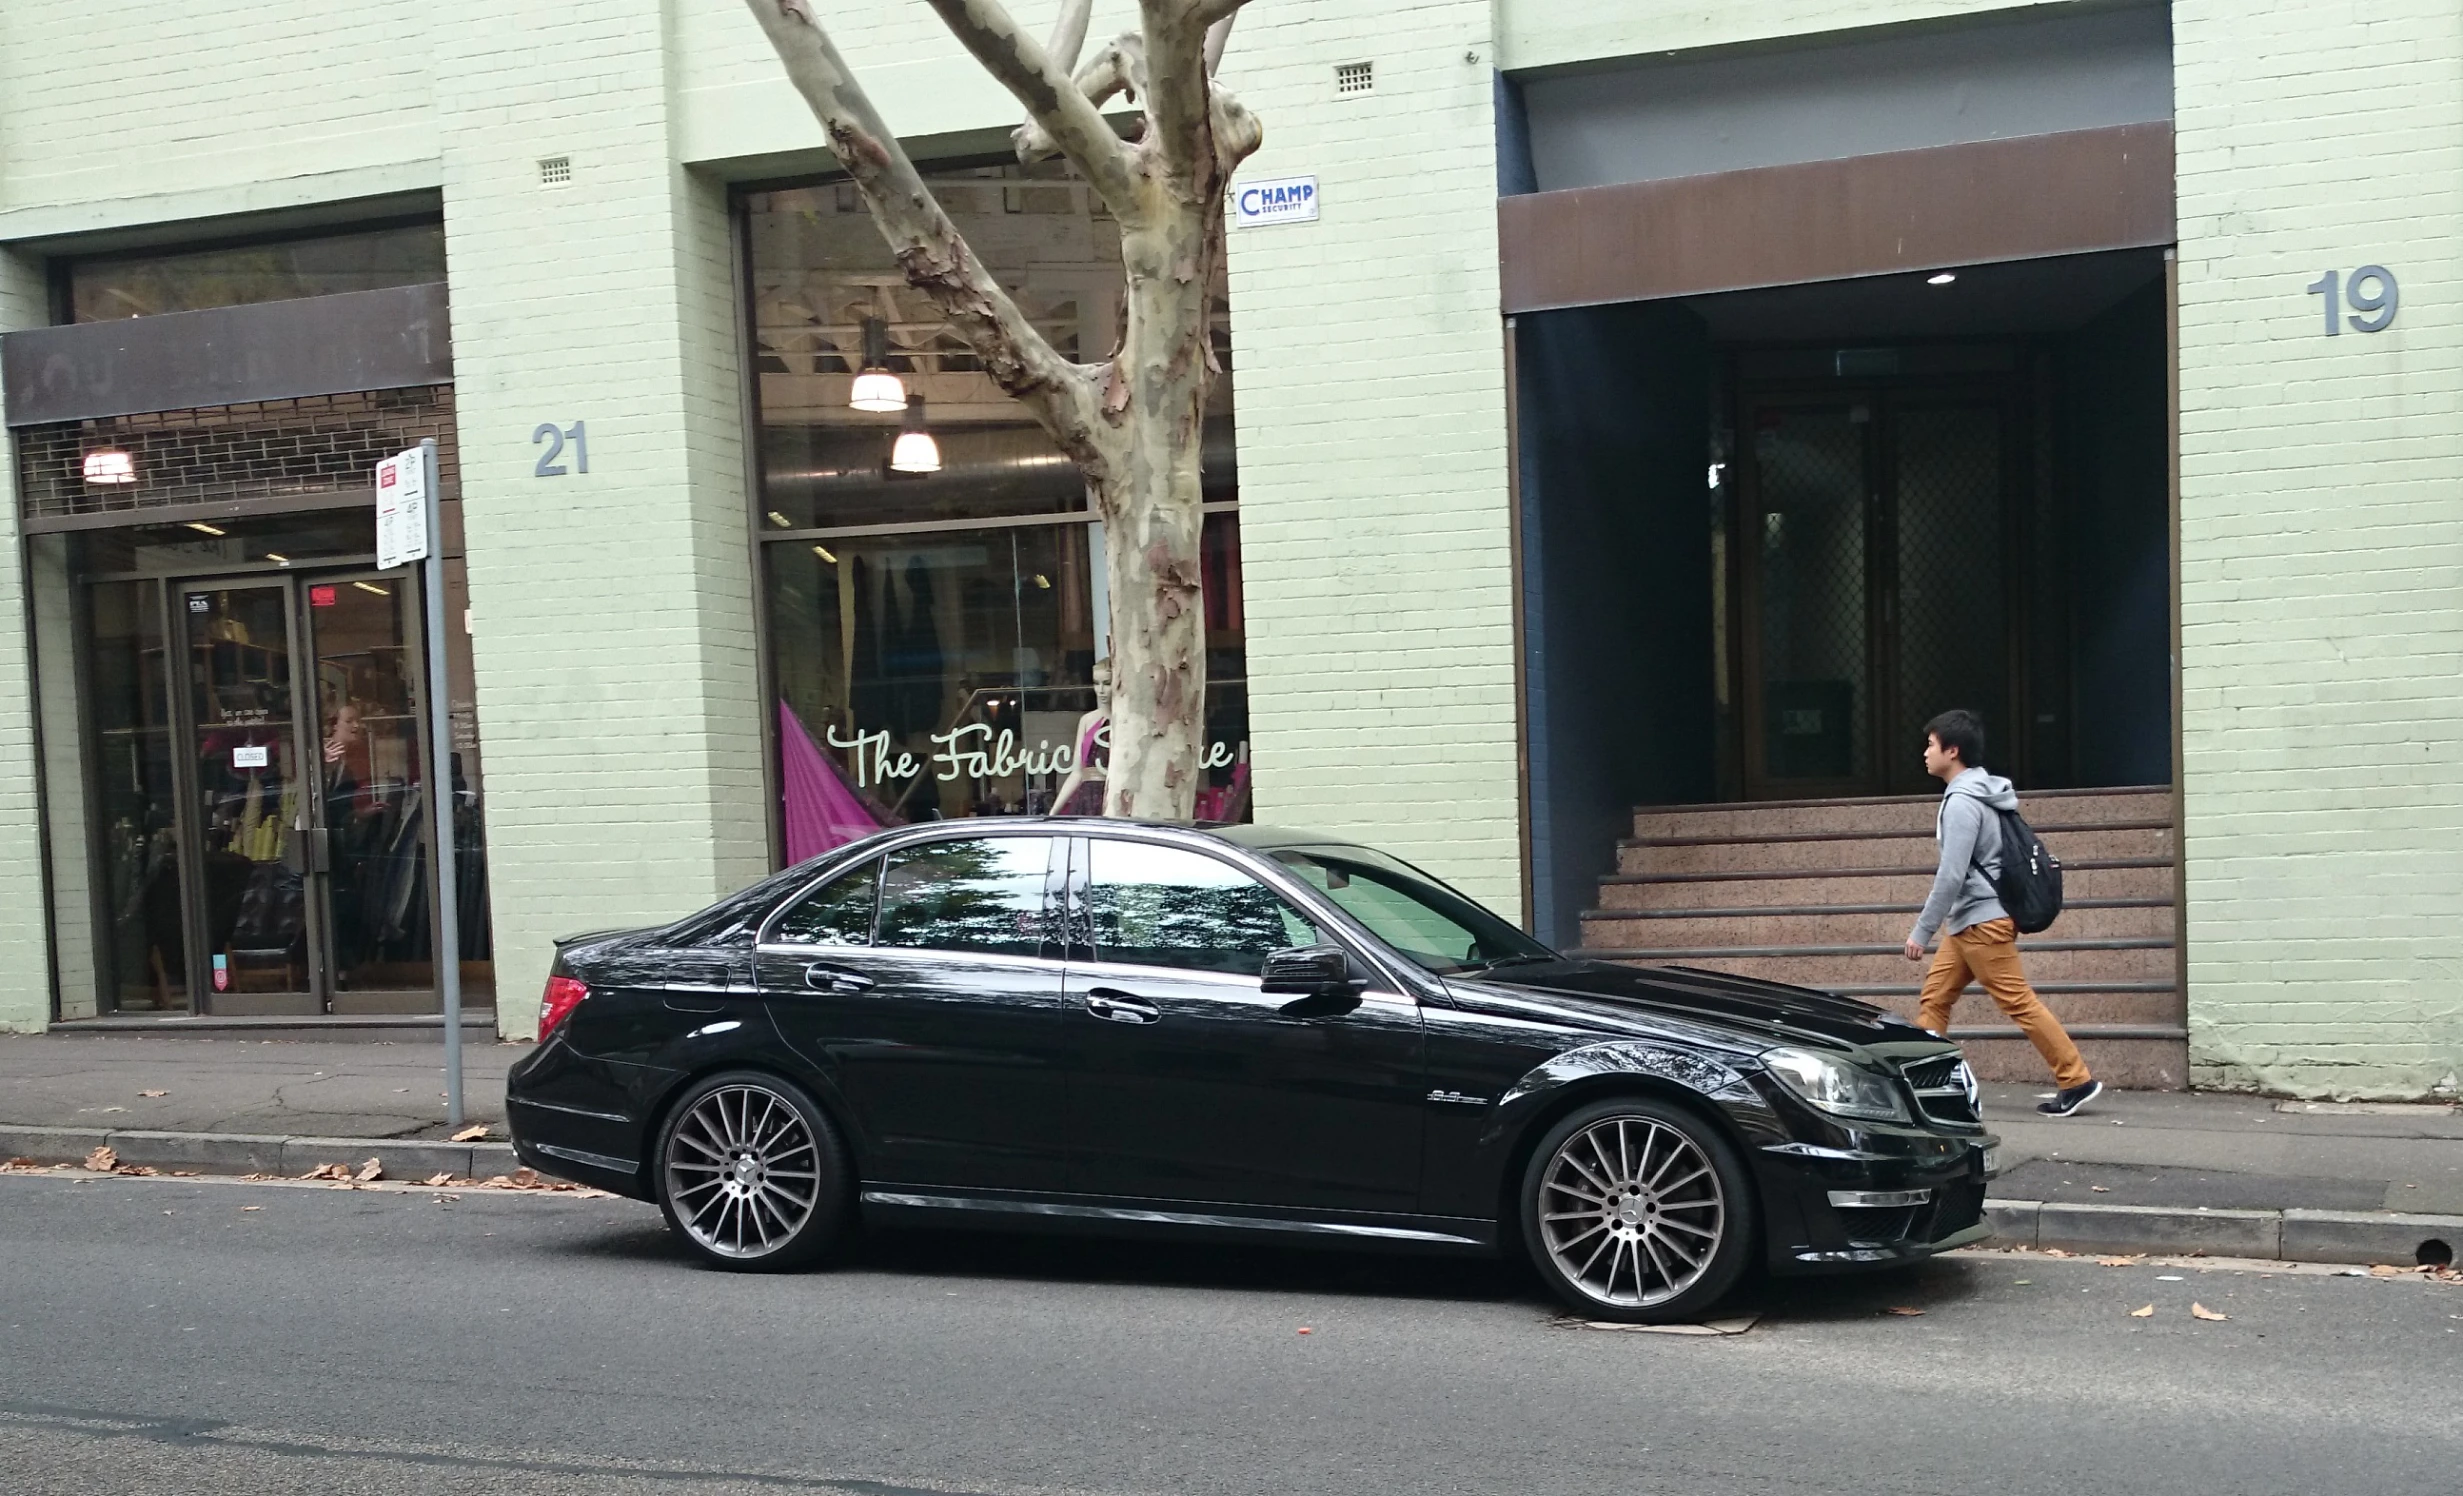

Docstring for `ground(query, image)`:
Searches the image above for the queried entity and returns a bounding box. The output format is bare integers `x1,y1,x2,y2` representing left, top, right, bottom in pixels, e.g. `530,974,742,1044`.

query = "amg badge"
1425,1089,1488,1107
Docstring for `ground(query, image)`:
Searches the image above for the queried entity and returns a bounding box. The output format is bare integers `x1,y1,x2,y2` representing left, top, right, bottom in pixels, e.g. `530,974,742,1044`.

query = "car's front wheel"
655,1070,850,1271
1520,1095,1755,1322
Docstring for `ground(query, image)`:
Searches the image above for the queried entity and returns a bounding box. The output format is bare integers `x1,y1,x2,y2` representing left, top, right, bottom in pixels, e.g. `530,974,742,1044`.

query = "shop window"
748,164,1247,861
67,221,446,323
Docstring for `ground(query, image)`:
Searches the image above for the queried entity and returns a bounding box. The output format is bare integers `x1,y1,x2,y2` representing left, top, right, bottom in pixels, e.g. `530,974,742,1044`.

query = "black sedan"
507,820,1997,1322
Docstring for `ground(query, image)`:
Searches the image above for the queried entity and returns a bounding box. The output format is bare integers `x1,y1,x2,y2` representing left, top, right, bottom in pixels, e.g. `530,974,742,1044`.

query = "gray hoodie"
1910,766,2018,948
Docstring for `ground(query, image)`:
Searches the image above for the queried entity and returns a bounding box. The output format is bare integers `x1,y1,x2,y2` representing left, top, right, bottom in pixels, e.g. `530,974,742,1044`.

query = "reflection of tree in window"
876,838,1050,955
773,858,880,946
1271,848,1551,976
1086,842,1318,976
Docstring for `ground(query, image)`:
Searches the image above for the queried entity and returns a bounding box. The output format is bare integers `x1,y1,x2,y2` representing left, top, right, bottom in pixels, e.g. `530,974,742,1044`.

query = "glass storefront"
746,165,1247,859
68,221,447,322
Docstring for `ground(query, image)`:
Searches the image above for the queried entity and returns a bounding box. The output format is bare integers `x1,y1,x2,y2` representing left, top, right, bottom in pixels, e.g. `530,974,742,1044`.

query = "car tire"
1519,1094,1756,1323
654,1069,850,1272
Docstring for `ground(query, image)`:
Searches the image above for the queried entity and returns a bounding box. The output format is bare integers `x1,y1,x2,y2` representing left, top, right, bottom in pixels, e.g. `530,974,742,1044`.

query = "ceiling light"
1033,573,1051,589
889,394,942,475
184,521,226,537
812,544,838,564
264,553,291,565
848,315,907,413
82,450,136,485
1927,271,1957,286
766,510,793,528
353,581,390,596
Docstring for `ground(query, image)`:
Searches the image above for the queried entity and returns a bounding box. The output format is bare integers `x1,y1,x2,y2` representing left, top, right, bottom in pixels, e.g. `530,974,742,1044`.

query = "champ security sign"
1233,175,1319,227
374,445,430,570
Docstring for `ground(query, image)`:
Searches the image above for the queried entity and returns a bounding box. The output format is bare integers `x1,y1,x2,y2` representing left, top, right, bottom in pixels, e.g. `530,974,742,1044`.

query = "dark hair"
1924,709,1987,768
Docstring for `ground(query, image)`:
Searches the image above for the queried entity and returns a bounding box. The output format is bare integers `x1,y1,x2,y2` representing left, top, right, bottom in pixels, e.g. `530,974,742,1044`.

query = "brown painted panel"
1500,124,2174,314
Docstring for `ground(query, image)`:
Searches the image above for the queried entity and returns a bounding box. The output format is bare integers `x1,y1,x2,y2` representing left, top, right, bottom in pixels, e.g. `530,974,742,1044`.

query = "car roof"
1032,817,1369,856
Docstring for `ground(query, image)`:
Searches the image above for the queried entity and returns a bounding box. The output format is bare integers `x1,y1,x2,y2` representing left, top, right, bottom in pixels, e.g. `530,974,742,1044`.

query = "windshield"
1270,846,1556,976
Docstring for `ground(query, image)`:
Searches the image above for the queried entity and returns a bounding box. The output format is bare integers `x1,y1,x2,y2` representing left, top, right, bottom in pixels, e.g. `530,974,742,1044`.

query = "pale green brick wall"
0,247,51,1031
434,0,766,1039
2175,0,2463,1098
1495,0,2062,71
1221,5,1521,918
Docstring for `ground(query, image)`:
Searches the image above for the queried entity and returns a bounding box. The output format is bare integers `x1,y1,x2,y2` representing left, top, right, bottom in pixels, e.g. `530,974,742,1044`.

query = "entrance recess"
176,570,442,1014
1736,381,2013,799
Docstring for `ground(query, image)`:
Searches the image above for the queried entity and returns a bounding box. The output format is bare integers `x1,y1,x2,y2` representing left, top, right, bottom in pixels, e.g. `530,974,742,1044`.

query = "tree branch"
1202,10,1236,75
1137,0,1215,189
1045,0,1094,72
739,0,1098,445
920,0,1140,216
1014,31,1146,166
1189,0,1254,29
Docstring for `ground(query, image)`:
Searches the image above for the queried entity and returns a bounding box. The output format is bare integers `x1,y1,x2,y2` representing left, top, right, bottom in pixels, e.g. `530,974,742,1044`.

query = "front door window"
182,583,311,1007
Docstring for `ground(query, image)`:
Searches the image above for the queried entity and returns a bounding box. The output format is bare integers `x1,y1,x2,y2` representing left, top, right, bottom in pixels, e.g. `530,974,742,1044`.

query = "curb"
0,1123,522,1181
1985,1195,2463,1268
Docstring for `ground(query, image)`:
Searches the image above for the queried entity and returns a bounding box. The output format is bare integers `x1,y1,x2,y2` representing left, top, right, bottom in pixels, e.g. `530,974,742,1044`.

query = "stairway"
1579,786,2184,1089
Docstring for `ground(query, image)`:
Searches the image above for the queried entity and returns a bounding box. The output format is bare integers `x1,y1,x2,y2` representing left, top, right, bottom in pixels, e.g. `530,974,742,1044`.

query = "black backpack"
1991,807,2064,934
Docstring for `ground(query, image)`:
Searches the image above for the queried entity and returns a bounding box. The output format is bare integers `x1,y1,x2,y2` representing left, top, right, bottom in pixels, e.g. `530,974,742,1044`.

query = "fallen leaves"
240,1206,261,1212
353,1158,384,1183
2190,1303,2229,1322
421,1173,456,1187
137,1089,168,1099
449,1125,490,1142
299,1163,352,1181
2129,1304,2156,1317
83,1146,117,1173
2368,1264,2406,1278
1884,1306,1926,1317
2096,1256,2137,1267
2089,1185,2111,1193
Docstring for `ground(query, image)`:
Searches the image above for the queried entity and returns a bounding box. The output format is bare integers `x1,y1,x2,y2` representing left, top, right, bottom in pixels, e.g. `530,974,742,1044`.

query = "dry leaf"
512,1168,540,1188
2090,1185,2110,1193
2043,1248,2074,1258
449,1125,489,1142
137,1089,168,1098
240,1206,261,1212
354,1158,384,1183
2190,1303,2228,1322
2096,1256,2134,1267
3,1156,38,1169
301,1163,350,1181
114,1164,159,1177
1884,1306,1926,1317
2367,1264,2405,1278
421,1173,456,1187
2129,1304,2155,1317
82,1146,117,1173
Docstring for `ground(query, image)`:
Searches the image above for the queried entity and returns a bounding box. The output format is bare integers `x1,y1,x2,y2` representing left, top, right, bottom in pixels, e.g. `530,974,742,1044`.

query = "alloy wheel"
1536,1114,1726,1309
663,1083,822,1259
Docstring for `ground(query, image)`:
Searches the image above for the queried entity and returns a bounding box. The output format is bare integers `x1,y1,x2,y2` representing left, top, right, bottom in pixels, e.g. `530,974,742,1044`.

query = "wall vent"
1335,61,1373,95
538,155,572,186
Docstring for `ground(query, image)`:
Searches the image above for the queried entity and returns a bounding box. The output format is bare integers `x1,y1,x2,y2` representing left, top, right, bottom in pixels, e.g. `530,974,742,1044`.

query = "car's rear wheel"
655,1070,849,1271
1520,1095,1754,1323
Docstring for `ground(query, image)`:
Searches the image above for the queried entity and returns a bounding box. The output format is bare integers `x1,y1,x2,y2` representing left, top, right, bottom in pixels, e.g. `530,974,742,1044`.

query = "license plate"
1980,1145,2000,1177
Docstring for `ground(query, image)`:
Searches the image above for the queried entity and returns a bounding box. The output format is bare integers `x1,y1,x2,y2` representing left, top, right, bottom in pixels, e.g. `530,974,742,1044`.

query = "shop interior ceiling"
1683,248,2165,344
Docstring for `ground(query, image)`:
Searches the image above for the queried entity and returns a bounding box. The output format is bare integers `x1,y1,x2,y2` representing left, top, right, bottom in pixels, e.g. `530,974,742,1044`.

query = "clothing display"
780,700,887,860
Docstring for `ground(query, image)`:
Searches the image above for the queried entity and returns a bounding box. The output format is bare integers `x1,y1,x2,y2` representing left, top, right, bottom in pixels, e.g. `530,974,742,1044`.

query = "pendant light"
889,393,942,474
847,315,907,412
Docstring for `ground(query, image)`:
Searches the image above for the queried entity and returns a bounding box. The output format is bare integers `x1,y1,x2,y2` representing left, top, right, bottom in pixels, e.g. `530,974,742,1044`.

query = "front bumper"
1753,1124,1999,1274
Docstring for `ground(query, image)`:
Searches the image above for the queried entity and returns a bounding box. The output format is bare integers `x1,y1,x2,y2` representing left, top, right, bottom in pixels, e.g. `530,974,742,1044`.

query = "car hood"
1443,958,1932,1056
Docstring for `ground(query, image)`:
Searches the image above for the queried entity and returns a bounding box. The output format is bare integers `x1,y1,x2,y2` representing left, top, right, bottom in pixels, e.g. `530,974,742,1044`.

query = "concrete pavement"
1,1170,2458,1495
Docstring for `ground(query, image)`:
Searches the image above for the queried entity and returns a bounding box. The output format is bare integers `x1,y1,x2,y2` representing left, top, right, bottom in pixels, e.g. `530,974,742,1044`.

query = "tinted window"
1085,840,1322,976
665,861,830,947
770,858,880,947
876,837,1054,956
1271,846,1552,975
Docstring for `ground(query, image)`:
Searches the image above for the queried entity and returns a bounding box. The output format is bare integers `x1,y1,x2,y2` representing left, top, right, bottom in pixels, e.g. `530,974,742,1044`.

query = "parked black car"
507,820,1996,1322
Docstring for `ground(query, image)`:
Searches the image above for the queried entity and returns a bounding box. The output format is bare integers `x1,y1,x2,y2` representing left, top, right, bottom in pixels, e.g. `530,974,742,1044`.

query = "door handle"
1084,988,1159,1024
804,963,875,994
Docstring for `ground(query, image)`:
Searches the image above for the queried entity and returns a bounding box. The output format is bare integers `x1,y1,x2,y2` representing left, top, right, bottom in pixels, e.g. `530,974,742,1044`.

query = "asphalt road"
3,1173,2459,1496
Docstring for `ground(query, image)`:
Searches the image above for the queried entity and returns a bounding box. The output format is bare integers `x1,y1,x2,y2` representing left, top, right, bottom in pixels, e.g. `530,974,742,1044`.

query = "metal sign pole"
419,437,465,1127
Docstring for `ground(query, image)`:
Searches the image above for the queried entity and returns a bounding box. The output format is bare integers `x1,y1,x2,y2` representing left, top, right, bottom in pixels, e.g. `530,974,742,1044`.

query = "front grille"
1899,1053,1981,1126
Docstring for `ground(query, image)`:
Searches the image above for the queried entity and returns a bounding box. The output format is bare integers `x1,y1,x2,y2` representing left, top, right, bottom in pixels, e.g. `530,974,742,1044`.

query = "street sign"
375,446,430,569
1233,175,1319,227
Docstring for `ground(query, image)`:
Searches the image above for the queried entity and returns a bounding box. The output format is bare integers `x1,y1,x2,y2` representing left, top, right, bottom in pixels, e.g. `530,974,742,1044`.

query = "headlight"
1762,1047,1909,1122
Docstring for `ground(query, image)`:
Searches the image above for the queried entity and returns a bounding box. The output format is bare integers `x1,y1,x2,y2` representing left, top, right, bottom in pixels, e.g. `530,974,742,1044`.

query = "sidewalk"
0,1035,2456,1266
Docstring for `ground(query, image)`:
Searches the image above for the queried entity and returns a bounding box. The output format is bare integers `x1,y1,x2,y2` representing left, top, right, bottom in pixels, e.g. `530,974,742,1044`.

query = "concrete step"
1597,858,2175,910
1631,785,2172,841
1581,900,2176,947
1959,1036,2187,1089
1612,941,2176,987
1618,823,2174,876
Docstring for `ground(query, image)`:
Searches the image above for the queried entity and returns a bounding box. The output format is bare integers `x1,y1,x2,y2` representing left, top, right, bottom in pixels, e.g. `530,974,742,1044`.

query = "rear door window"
875,837,1056,957
768,858,880,947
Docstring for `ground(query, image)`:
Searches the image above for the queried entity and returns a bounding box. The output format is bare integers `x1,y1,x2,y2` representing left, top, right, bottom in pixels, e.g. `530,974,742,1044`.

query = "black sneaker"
2037,1080,2104,1117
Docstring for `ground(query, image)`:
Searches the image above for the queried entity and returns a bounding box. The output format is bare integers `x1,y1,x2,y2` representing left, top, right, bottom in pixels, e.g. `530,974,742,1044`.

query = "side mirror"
1260,943,1353,996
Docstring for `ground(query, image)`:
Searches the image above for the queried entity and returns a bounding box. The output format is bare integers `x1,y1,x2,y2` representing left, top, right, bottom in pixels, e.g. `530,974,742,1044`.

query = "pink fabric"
779,701,884,862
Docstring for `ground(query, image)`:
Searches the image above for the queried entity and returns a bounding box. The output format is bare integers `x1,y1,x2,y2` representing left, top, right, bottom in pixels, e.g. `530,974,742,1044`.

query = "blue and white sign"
1233,175,1319,227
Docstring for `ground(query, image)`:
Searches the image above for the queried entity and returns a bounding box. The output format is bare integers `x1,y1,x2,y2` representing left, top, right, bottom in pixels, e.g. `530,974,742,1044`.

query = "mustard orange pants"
1916,917,2092,1090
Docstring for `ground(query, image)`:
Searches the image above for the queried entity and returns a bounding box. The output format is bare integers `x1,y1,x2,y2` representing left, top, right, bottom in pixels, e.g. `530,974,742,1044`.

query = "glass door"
177,580,318,1013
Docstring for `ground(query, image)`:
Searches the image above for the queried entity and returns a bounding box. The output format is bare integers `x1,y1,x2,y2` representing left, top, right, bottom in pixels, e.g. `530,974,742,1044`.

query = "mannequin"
1049,659,1110,816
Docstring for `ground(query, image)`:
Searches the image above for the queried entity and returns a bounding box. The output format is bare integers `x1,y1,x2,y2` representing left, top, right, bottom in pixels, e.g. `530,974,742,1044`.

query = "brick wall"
2174,0,2463,1098
433,0,767,1039
1495,0,2062,70
1220,3,1521,917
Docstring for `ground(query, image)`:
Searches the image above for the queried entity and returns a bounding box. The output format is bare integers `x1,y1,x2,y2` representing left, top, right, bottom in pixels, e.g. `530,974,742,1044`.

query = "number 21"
533,420,590,476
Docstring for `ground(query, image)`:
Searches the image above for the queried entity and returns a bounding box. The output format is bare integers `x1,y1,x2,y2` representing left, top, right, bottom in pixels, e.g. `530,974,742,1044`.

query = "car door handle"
1083,988,1160,1024
804,963,875,994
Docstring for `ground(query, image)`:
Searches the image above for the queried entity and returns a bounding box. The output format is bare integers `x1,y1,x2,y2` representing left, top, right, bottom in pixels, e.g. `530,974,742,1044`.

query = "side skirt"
859,1187,1498,1255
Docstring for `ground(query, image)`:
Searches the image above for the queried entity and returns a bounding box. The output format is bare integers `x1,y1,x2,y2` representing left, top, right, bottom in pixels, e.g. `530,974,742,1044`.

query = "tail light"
539,975,589,1041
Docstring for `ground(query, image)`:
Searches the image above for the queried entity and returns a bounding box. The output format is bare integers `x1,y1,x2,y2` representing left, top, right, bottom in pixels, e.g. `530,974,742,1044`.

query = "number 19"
2307,266,2398,335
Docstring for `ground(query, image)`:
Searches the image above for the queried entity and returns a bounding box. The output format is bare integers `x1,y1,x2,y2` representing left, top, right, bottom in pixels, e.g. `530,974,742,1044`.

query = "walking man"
1903,709,2102,1116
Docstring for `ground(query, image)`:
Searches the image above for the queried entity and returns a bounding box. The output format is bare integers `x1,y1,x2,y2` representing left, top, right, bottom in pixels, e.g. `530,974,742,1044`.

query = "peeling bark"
745,0,1263,820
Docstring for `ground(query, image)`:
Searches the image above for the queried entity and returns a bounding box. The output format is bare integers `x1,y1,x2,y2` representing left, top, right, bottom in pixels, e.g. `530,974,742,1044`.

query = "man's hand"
1903,937,1926,963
